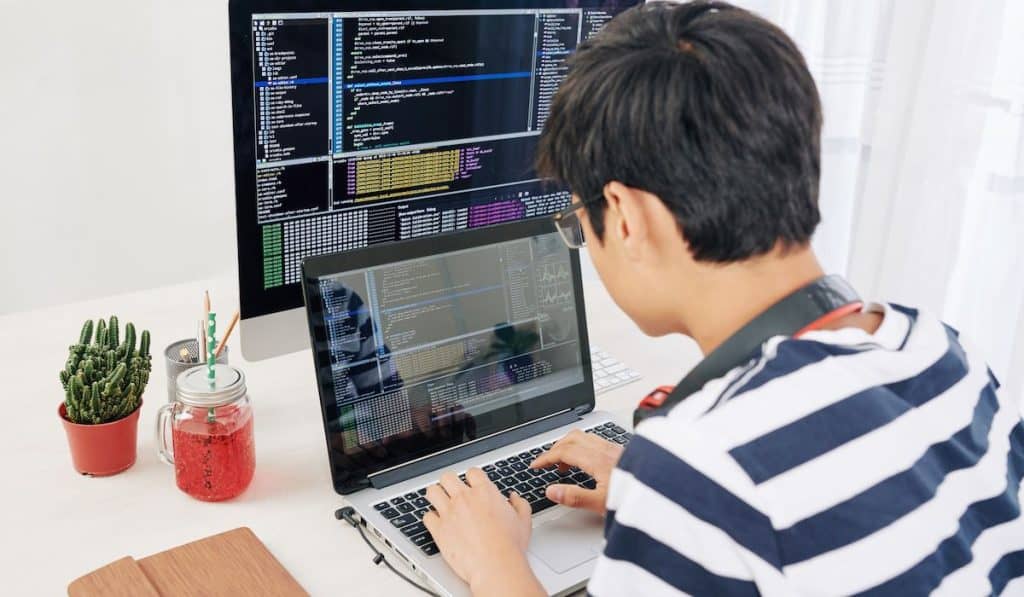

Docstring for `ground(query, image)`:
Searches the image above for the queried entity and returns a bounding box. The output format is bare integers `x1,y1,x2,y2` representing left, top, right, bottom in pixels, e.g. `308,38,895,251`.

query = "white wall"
0,1,237,315
0,0,878,314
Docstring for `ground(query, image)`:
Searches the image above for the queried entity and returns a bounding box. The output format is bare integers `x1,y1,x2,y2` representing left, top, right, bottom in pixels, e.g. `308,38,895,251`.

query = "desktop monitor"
228,0,640,360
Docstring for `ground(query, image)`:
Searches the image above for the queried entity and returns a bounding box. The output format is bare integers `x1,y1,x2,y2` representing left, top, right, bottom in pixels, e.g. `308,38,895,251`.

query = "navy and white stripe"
588,303,1024,596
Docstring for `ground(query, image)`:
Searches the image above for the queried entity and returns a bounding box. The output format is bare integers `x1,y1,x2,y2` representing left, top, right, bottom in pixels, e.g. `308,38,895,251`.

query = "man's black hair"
537,0,823,262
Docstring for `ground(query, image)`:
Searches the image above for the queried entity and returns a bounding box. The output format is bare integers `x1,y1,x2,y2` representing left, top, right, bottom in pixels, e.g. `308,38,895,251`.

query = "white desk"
0,273,699,596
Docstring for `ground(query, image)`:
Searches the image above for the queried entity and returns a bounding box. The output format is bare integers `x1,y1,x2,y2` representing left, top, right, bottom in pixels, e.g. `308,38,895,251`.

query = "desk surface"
0,271,699,596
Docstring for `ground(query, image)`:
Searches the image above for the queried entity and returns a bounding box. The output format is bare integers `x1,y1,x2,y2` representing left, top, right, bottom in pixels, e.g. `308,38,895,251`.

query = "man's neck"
679,246,826,355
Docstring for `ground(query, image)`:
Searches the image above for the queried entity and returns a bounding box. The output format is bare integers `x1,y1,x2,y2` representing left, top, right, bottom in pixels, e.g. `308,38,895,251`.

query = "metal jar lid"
175,364,247,408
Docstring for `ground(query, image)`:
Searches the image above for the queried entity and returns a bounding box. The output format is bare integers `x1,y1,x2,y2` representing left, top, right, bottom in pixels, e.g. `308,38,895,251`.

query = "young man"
421,2,1024,595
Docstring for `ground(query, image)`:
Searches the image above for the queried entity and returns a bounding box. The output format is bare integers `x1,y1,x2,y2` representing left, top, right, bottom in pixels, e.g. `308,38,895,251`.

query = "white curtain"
731,0,1024,404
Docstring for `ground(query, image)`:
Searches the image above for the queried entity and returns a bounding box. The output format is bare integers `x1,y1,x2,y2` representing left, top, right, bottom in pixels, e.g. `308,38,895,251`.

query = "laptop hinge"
369,409,580,490
573,402,594,416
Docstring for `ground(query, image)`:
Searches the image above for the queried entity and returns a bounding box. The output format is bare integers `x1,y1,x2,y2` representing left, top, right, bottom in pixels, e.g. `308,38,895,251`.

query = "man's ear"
605,181,651,261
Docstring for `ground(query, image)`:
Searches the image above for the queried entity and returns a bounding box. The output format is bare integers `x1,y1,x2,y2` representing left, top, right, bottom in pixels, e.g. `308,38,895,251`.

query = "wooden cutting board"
68,527,308,597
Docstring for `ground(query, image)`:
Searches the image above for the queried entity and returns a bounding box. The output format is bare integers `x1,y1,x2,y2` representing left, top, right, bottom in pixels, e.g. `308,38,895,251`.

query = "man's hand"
530,429,624,514
423,469,544,597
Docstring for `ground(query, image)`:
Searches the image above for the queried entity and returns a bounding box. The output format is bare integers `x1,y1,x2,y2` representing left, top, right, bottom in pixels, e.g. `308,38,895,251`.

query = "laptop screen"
302,221,593,492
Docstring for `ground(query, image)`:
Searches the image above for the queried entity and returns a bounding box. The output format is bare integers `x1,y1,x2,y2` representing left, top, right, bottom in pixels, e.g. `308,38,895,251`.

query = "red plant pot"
59,400,142,476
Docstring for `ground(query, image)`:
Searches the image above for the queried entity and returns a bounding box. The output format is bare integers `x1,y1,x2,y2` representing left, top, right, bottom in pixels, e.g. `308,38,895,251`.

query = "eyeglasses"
552,200,588,249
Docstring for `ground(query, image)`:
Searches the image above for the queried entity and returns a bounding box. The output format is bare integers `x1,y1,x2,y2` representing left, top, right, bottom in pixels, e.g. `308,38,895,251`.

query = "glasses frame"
551,198,591,249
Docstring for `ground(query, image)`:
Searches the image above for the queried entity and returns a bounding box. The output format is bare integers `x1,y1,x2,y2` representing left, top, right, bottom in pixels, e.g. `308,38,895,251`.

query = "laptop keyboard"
591,346,641,395
372,422,633,558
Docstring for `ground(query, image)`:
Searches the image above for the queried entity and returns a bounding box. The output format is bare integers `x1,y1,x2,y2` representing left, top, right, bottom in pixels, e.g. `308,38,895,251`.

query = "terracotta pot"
59,400,142,476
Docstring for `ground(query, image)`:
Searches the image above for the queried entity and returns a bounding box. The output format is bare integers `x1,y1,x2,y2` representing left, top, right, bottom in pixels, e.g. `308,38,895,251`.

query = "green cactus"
79,320,94,345
108,315,119,349
59,316,153,425
95,318,107,346
123,323,136,361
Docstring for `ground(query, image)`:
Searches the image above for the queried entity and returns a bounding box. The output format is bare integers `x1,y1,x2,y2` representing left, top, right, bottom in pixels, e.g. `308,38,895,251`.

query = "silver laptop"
301,219,632,596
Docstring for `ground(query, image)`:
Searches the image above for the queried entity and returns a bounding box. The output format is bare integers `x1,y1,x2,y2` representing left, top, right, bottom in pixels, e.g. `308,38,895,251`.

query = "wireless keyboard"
590,346,641,395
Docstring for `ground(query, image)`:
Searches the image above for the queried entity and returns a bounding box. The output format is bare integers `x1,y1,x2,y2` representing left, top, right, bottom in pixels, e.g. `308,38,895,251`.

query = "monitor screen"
302,221,592,490
230,1,641,321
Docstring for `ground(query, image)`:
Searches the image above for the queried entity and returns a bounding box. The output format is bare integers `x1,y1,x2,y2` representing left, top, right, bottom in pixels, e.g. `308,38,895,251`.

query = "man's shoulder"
687,302,962,425
621,328,896,489
623,300,980,505
605,305,1022,595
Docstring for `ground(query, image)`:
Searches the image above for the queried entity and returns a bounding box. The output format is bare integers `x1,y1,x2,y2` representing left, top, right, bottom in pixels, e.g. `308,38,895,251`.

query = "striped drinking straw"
206,312,217,423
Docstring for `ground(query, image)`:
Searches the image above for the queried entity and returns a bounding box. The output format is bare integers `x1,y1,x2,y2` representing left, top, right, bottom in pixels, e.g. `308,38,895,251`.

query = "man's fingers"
530,448,558,470
546,483,603,513
531,439,576,469
532,428,603,468
422,510,440,533
465,467,492,490
509,492,532,523
438,471,466,497
425,483,450,516
532,440,595,473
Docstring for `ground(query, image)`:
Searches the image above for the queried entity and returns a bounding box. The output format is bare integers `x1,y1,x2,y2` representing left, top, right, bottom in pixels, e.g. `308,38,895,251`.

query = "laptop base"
345,410,626,597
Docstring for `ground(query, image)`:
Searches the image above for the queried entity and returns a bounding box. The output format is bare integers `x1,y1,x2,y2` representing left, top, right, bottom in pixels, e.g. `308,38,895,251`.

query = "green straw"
207,313,217,423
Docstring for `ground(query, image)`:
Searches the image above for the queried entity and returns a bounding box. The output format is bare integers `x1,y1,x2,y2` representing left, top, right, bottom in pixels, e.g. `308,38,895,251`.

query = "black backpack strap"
634,275,860,425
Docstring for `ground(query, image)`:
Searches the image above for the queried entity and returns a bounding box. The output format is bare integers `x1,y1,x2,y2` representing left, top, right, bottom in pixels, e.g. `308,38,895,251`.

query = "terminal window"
242,2,637,317
316,232,583,450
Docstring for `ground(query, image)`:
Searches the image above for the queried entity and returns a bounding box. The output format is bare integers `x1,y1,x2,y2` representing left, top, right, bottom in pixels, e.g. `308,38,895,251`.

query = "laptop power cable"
336,506,441,596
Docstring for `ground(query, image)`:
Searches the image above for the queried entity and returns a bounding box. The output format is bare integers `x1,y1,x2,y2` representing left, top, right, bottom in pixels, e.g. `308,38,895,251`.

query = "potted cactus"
58,316,153,476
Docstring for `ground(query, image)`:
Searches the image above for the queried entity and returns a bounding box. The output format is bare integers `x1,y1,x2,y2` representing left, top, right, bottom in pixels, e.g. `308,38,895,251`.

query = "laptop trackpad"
528,509,604,574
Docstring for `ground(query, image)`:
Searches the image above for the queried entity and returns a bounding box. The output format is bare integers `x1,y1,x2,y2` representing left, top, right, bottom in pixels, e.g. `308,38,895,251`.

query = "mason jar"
156,364,255,501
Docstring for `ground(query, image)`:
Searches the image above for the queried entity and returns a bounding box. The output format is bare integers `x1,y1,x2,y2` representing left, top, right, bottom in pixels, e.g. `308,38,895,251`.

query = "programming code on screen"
243,3,635,316
317,234,583,448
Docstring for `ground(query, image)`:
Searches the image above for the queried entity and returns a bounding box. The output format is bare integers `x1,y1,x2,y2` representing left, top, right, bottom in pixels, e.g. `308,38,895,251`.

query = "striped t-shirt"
589,303,1024,596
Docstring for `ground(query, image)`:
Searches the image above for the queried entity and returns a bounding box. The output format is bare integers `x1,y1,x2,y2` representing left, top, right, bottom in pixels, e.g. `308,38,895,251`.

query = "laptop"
301,219,632,596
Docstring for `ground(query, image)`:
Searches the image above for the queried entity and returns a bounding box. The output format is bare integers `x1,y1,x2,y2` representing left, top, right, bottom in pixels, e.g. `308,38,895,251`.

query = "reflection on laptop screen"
316,231,584,453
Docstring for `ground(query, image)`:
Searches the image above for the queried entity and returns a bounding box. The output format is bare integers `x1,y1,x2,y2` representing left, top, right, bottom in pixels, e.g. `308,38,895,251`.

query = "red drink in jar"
158,364,255,501
171,405,254,501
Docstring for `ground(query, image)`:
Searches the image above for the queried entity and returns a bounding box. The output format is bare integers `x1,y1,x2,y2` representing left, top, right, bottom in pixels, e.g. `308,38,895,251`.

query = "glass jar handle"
155,403,175,465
